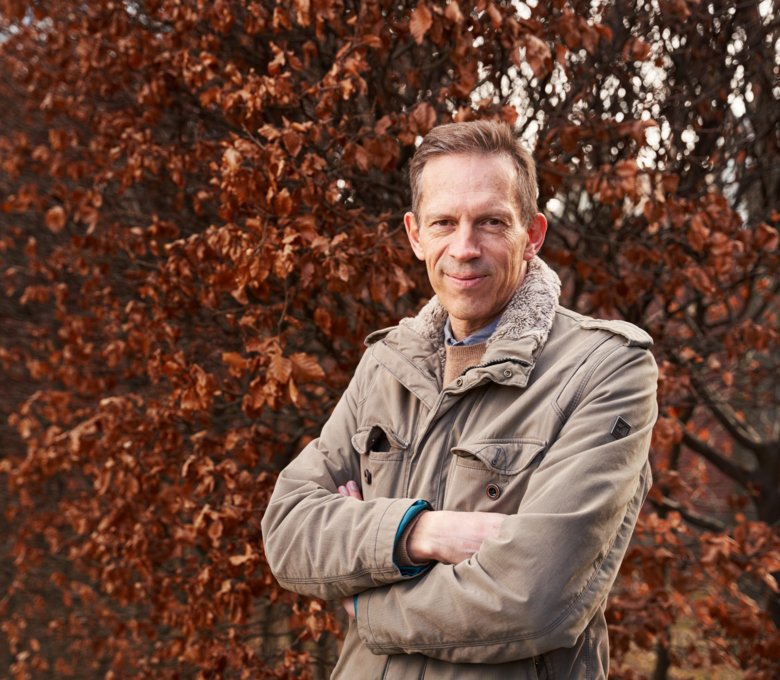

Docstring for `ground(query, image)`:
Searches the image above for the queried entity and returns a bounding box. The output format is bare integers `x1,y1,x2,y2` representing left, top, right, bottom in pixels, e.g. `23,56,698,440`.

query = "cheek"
423,245,446,270
423,256,441,282
494,247,524,288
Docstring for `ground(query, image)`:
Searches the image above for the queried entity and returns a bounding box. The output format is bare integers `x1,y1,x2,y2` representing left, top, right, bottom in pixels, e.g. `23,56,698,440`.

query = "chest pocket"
351,424,408,500
444,439,547,512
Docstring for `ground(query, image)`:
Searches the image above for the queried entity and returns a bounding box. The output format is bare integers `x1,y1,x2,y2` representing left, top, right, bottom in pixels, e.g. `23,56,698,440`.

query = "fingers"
347,480,363,500
341,596,355,619
337,480,363,500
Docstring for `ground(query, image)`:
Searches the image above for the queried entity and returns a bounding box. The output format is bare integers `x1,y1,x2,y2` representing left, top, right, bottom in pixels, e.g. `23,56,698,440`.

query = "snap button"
455,377,464,387
363,468,372,485
503,368,512,378
486,483,501,500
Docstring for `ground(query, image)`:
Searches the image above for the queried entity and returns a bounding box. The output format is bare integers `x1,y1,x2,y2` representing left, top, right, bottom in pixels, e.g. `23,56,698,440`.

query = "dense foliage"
1,1,777,677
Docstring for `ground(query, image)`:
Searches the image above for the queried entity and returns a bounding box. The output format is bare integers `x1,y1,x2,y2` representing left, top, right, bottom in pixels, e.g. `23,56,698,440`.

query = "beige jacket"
261,258,658,679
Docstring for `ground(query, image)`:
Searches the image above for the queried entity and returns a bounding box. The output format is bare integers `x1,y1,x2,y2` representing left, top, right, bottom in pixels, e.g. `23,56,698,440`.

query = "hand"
341,596,355,619
407,510,508,565
337,480,363,500
336,480,507,565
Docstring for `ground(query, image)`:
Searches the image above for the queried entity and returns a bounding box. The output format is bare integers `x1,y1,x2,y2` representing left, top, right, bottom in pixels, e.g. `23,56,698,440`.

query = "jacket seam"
550,333,607,422
366,587,377,651
585,625,592,679
357,359,379,408
566,339,622,419
547,653,555,680
432,404,461,508
373,499,398,571
277,566,398,584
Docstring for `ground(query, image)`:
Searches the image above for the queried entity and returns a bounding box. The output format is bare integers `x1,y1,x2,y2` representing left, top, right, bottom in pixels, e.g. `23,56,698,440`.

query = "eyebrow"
423,208,516,223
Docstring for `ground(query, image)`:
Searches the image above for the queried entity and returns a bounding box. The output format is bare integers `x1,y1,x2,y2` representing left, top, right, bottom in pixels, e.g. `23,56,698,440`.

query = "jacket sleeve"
260,349,423,600
354,342,657,663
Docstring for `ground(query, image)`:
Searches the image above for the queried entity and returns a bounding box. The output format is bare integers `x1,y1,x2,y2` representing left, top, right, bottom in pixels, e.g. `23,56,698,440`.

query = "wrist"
407,510,437,563
395,508,429,567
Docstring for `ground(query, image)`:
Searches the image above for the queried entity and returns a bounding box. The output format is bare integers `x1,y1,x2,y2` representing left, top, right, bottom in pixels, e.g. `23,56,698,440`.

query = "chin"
452,309,491,326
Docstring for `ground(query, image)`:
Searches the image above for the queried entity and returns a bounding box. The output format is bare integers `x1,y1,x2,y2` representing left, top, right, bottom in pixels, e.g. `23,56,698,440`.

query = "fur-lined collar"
399,257,561,356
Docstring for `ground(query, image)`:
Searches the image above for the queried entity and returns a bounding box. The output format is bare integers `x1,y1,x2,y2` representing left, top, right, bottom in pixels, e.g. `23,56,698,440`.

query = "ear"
404,211,425,261
523,213,548,261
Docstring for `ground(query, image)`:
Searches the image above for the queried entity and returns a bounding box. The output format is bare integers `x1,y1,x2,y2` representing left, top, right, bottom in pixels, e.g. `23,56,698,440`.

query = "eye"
482,217,506,229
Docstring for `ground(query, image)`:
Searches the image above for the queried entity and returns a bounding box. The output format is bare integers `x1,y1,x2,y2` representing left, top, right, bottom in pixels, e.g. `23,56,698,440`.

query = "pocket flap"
452,439,547,474
351,424,408,454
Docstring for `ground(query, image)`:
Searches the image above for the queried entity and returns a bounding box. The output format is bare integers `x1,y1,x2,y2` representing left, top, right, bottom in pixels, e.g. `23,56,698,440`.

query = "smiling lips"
445,271,487,288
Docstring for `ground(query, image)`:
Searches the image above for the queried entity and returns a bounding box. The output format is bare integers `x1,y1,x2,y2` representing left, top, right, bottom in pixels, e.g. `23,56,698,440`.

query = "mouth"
445,272,487,288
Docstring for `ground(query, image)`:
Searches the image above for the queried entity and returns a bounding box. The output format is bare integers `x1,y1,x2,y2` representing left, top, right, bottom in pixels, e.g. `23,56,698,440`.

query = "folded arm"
340,505,509,618
260,352,425,600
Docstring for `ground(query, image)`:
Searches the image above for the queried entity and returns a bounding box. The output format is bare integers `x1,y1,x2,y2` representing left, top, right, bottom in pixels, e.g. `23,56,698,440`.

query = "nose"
448,223,480,261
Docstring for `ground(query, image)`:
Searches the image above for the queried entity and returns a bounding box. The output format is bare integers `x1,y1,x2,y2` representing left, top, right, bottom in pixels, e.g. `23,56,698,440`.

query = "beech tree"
0,1,777,678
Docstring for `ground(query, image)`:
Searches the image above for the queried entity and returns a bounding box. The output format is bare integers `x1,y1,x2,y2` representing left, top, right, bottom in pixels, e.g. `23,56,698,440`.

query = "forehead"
418,152,519,214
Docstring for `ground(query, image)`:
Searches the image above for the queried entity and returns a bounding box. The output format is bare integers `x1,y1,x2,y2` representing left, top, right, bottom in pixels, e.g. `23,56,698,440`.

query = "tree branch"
690,373,764,451
650,494,726,532
681,430,752,488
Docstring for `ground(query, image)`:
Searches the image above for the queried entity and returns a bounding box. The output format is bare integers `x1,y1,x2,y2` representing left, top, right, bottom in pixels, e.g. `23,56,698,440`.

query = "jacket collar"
398,257,561,359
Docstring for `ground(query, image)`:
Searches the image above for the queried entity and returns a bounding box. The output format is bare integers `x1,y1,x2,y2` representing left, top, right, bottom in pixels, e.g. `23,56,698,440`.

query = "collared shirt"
444,316,500,347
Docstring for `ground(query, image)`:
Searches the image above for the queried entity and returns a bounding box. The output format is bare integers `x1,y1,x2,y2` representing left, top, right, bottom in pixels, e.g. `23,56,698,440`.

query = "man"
261,120,658,679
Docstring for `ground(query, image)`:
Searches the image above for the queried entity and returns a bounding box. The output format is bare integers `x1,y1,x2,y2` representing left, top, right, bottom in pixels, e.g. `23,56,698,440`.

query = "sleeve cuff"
393,499,432,576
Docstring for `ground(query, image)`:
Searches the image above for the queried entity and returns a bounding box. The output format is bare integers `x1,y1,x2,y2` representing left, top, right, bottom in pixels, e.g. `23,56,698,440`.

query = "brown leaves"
652,416,684,453
520,34,552,80
290,353,325,382
222,147,241,173
268,350,292,384
753,223,778,252
221,351,249,378
409,102,437,135
409,3,433,44
624,37,652,62
444,2,464,25
282,129,303,158
45,205,66,233
180,364,217,411
688,214,710,251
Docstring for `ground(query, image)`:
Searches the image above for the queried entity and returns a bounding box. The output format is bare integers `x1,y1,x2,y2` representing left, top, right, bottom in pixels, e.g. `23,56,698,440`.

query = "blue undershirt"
443,316,500,346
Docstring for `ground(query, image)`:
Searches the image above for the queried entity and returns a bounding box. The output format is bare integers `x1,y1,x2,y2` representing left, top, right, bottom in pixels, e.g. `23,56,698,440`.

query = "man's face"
404,152,547,340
